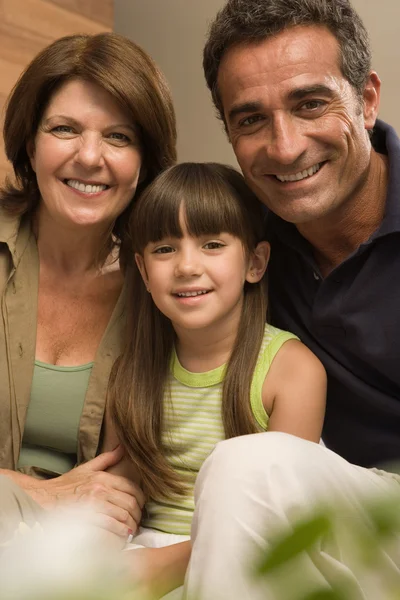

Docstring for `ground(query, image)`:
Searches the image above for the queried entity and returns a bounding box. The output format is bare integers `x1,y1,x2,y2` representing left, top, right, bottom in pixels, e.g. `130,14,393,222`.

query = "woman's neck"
34,208,112,276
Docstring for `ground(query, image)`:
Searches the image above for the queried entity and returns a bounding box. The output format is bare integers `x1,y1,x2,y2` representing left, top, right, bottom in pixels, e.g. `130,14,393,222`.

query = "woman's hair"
109,162,268,500
1,32,177,264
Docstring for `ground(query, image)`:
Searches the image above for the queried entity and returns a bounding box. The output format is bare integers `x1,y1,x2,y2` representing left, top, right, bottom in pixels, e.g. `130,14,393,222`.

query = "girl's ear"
135,253,151,292
245,241,270,283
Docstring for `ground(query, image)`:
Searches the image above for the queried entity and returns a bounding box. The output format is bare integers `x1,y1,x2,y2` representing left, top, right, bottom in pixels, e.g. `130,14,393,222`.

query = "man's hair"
203,0,371,122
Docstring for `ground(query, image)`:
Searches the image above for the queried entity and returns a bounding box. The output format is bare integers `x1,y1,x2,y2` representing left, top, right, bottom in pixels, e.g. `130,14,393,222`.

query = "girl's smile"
136,207,254,335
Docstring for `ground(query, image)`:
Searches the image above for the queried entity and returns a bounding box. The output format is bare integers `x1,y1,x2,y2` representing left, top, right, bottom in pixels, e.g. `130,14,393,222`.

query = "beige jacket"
0,208,125,473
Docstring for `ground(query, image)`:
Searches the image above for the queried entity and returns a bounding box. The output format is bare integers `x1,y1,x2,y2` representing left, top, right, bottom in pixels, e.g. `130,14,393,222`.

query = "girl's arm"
125,541,191,598
101,403,142,485
263,339,327,442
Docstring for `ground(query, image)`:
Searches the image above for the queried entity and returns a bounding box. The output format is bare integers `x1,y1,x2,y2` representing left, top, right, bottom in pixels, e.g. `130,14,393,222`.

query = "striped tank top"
141,323,297,535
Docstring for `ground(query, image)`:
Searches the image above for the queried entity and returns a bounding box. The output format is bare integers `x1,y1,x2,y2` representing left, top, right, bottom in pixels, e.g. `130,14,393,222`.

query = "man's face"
218,25,379,225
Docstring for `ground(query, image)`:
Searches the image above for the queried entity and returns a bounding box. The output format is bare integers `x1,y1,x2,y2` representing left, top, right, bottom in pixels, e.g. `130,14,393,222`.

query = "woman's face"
29,78,143,230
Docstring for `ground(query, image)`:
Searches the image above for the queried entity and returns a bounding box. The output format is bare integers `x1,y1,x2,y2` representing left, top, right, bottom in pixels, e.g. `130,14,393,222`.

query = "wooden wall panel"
0,0,114,185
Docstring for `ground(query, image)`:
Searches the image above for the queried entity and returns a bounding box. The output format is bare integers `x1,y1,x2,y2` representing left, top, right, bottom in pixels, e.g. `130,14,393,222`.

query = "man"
203,0,398,469
181,2,400,598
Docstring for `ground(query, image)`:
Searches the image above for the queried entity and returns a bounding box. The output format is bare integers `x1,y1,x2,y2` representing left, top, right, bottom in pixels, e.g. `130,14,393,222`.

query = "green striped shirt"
142,324,297,535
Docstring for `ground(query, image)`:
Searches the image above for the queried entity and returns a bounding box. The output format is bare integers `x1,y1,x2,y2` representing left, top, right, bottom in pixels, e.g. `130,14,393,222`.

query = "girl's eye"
204,241,225,250
154,245,174,254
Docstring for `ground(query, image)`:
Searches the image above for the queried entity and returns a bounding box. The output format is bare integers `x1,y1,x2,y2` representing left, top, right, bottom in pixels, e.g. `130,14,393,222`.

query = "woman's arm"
263,339,327,442
0,445,144,541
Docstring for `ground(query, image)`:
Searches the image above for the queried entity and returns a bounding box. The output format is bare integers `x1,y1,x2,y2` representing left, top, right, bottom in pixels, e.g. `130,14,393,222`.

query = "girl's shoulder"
258,323,299,364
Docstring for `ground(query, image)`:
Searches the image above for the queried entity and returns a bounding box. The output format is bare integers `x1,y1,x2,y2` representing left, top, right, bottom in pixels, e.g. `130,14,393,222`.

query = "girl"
107,162,326,597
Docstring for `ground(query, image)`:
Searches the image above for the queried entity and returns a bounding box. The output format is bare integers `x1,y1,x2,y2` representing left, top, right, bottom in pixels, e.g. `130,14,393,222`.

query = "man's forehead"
217,25,343,102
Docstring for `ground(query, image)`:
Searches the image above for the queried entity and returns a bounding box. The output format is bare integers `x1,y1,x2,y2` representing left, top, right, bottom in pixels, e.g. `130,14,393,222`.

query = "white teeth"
66,179,108,193
275,163,321,183
177,290,209,297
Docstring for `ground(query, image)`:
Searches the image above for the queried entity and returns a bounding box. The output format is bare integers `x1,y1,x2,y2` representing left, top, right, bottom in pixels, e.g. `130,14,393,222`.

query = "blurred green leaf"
299,590,344,600
256,513,331,575
367,496,400,538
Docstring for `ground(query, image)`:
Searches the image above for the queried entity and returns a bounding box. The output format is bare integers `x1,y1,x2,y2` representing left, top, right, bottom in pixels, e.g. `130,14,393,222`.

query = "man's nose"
264,113,308,166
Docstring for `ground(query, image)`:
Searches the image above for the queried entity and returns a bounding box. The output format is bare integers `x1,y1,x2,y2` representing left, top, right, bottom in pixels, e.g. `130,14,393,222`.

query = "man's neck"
297,150,388,276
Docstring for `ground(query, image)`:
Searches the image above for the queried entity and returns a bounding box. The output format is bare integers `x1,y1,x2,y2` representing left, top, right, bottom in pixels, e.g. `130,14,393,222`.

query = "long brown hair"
1,32,176,265
109,163,268,500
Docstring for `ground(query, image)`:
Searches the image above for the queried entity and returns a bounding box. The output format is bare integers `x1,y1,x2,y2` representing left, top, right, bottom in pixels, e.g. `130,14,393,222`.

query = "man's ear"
363,71,381,131
135,253,150,291
245,241,270,283
26,140,36,172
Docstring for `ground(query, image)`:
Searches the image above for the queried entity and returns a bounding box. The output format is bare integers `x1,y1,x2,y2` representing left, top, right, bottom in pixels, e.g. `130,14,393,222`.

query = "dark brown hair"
203,0,371,123
1,32,177,263
109,162,268,500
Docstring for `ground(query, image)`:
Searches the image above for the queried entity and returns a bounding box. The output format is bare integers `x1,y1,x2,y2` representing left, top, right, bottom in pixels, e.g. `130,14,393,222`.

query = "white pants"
183,432,400,600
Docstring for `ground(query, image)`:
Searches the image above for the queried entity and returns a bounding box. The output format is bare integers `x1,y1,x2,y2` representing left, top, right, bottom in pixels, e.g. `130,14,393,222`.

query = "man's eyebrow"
227,101,263,123
288,85,335,101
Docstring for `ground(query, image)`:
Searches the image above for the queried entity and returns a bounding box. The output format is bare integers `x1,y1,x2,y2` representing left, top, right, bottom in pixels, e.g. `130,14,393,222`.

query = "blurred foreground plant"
0,507,150,600
254,491,400,600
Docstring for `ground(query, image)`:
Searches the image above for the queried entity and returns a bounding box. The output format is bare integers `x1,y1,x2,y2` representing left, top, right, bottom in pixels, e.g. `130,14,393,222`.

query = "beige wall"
115,0,400,164
0,0,113,184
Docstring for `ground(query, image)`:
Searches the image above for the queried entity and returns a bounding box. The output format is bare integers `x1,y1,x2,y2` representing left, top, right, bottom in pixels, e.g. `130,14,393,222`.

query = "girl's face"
136,207,268,336
29,78,142,230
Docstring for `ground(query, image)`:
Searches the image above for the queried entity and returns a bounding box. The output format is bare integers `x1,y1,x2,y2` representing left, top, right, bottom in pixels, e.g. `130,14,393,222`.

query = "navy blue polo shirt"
267,120,400,468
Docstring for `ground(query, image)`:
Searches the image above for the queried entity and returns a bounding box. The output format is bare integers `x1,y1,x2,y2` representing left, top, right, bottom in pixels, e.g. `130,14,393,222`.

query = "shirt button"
313,271,320,281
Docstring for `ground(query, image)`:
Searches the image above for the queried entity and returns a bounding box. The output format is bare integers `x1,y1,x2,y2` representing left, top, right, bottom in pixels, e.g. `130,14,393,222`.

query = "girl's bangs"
132,163,264,253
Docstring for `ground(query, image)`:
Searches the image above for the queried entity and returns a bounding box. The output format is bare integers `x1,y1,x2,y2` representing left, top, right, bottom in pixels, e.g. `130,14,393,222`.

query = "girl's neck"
174,315,240,373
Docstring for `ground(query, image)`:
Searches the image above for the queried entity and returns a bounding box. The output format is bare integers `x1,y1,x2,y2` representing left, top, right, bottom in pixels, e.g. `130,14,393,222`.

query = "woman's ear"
245,241,270,283
135,253,151,292
26,140,36,172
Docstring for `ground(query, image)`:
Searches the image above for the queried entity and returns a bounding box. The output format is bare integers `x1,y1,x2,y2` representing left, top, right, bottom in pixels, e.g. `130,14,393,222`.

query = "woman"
0,32,176,544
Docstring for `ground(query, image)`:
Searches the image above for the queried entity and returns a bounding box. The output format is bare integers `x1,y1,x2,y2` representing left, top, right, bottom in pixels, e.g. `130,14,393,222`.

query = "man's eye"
154,246,174,254
204,241,224,250
240,115,264,127
302,100,325,111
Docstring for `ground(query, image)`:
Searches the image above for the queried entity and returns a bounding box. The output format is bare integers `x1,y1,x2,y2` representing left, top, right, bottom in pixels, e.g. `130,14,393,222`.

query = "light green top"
142,324,298,535
18,360,93,475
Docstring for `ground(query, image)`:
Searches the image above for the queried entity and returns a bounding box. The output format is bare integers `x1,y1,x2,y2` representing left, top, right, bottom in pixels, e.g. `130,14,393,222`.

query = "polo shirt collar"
269,119,400,251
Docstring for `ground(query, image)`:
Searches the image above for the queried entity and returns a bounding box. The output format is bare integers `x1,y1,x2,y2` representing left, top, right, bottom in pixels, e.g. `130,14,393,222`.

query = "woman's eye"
108,132,131,143
52,125,74,134
204,241,224,250
154,246,174,254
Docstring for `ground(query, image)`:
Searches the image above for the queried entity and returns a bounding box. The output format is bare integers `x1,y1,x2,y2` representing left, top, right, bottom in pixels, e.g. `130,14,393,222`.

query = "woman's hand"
124,541,192,599
1,446,145,542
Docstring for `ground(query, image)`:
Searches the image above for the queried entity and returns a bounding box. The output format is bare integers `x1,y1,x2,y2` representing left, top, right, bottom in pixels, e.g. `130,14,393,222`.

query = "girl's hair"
1,32,176,265
109,163,268,500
